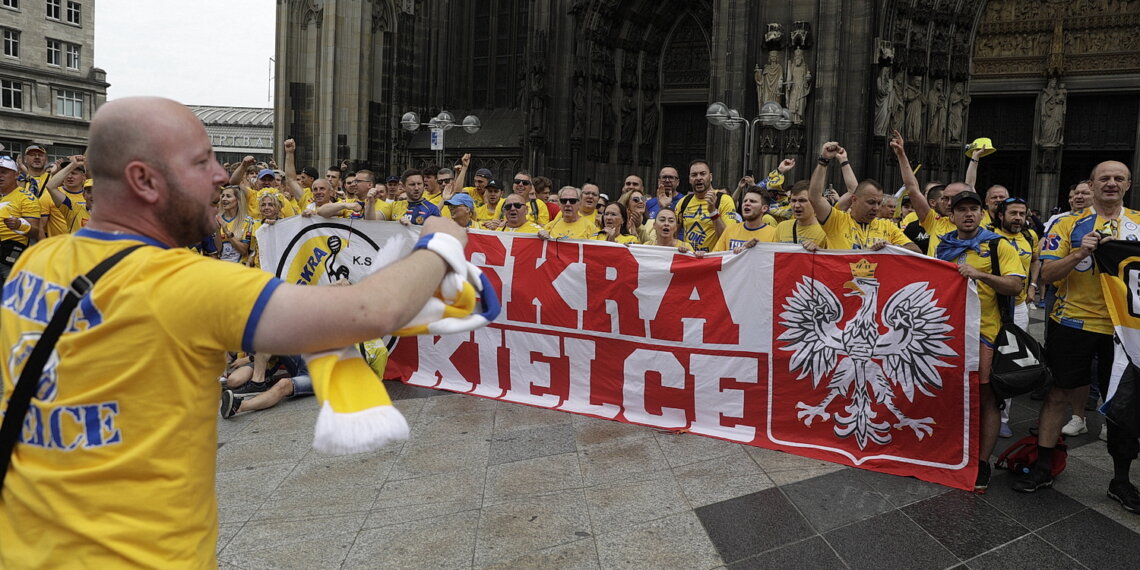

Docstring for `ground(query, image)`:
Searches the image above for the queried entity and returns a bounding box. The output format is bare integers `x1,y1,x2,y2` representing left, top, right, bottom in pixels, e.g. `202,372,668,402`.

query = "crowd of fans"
2,131,1136,510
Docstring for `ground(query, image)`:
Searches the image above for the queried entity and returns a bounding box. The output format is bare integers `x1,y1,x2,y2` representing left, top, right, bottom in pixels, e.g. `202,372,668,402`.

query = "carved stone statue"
641,89,659,147
890,70,906,133
903,75,925,138
873,67,893,136
755,51,783,108
571,75,586,140
1039,78,1067,147
786,48,811,124
620,86,637,144
927,79,946,143
948,81,970,143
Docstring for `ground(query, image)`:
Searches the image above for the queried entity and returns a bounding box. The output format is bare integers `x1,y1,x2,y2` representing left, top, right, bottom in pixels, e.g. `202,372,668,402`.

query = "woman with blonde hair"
214,185,255,264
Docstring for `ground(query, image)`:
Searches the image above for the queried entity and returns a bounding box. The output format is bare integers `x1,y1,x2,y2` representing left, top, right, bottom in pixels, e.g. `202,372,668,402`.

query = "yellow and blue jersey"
1041,209,1140,335
674,192,736,252
0,228,282,567
942,235,1024,344
712,221,778,252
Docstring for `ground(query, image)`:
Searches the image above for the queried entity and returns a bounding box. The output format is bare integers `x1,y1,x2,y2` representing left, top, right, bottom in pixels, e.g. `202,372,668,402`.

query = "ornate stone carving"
790,21,812,49
948,81,971,144
903,75,925,138
927,79,946,143
571,73,587,141
1038,78,1066,147
755,51,783,109
874,67,894,137
785,48,811,125
763,23,784,51
890,70,906,133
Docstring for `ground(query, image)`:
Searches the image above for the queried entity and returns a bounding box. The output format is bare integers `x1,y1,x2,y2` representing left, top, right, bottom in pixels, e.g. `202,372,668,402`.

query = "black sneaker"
1108,479,1140,513
220,390,242,419
233,378,278,395
975,461,991,493
1012,467,1054,493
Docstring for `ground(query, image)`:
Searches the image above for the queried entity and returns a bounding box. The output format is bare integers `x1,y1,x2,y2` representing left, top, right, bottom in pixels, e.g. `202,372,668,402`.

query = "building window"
2,0,19,10
55,88,82,118
47,38,59,65
46,0,59,19
65,0,78,24
64,42,78,68
2,28,17,58
1,79,22,110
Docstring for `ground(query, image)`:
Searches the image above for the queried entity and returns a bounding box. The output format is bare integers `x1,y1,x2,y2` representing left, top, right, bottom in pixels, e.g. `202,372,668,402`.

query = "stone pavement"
215,308,1140,569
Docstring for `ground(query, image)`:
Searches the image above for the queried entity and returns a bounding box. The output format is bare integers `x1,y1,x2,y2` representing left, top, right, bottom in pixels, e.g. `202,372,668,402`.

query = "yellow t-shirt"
822,206,912,250
592,231,640,244
0,229,282,567
475,200,505,223
424,190,444,207
58,193,92,234
712,221,778,252
0,187,43,244
543,216,595,240
20,171,50,197
776,218,828,248
993,227,1038,306
246,187,298,218
674,192,737,252
944,236,1024,344
1042,210,1140,335
41,188,87,237
218,214,256,264
497,222,543,233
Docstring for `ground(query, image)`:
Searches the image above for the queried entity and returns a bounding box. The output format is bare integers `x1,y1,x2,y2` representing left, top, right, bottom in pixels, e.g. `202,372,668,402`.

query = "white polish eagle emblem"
777,259,957,449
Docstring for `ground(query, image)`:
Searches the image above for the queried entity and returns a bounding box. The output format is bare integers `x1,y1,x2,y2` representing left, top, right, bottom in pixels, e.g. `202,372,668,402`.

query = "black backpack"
987,238,1052,400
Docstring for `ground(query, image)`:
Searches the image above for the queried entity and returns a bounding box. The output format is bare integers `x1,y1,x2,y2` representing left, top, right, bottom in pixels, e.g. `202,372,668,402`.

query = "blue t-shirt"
401,200,441,225
646,192,685,220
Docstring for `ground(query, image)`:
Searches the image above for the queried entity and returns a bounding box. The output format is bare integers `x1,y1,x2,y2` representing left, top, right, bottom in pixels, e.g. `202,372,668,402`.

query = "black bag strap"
0,244,144,489
988,237,1014,325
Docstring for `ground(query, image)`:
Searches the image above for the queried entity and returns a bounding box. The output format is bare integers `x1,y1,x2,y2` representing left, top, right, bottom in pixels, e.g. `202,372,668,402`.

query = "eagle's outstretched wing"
778,277,845,388
875,282,955,401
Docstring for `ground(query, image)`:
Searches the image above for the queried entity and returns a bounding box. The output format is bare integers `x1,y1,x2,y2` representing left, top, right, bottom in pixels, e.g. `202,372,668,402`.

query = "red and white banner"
257,219,980,490
389,231,981,490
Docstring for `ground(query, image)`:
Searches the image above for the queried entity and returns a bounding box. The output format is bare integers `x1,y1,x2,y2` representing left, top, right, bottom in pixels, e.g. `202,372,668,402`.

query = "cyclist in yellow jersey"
811,139,919,253
0,97,469,567
1014,161,1140,507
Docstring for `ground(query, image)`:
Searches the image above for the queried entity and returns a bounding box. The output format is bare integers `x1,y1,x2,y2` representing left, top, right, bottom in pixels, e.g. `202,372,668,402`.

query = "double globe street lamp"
400,110,482,166
706,101,792,178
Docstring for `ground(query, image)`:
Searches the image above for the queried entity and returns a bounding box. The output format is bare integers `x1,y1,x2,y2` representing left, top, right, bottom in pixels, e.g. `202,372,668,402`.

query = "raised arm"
890,130,927,221
282,139,303,198
44,155,78,191
809,142,841,225
964,148,983,189
231,155,255,189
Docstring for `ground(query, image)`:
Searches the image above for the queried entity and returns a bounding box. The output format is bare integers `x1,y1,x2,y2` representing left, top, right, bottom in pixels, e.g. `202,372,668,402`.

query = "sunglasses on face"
437,178,453,185
1003,197,1026,204
503,202,526,210
630,196,644,203
560,198,579,205
514,179,532,186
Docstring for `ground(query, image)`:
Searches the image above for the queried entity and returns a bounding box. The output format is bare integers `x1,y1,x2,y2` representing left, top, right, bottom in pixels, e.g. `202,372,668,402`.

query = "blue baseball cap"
257,168,276,179
444,193,475,211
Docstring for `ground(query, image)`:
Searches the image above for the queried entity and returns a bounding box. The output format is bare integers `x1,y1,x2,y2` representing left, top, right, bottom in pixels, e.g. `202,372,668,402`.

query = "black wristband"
969,158,979,163
839,160,850,168
817,156,830,166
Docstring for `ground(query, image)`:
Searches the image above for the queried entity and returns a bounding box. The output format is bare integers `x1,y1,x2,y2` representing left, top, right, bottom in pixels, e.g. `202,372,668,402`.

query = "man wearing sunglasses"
539,186,594,240
647,166,682,219
477,179,506,229
496,193,543,233
512,170,551,226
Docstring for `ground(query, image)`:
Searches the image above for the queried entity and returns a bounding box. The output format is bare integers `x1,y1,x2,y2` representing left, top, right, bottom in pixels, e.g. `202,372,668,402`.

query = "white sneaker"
1061,415,1088,436
1099,422,1109,441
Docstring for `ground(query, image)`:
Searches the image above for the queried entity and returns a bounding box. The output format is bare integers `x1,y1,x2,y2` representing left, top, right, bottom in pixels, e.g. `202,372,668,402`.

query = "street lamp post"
706,101,791,179
400,110,481,167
